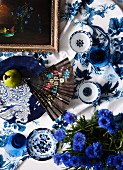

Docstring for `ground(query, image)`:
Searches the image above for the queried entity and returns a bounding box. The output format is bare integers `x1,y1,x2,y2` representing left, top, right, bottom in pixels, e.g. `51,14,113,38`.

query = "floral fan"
25,58,75,120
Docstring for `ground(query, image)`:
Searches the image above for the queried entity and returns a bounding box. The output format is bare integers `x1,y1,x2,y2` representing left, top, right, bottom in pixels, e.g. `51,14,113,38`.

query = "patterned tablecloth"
0,0,123,170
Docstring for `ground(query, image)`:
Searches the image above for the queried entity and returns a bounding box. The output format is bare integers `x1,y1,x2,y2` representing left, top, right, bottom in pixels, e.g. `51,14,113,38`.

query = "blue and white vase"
5,133,27,157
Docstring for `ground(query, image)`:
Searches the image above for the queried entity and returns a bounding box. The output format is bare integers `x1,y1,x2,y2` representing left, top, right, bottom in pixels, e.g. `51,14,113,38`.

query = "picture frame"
0,0,59,52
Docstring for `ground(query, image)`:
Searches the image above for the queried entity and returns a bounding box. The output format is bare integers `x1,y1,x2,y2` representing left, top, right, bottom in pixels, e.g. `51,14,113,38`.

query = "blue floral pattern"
0,0,122,169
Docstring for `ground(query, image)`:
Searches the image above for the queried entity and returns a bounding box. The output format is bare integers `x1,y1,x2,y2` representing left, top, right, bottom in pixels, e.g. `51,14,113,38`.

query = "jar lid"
78,82,101,104
70,30,92,53
27,128,58,161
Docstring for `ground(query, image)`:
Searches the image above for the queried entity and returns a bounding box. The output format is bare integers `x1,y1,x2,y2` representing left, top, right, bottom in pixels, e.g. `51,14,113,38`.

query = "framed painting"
0,0,59,52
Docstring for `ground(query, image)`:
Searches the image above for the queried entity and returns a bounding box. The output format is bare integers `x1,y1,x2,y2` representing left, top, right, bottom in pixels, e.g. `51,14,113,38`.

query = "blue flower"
73,143,84,152
65,1,83,20
80,156,90,167
114,154,123,168
98,117,111,129
61,152,71,167
73,132,86,145
108,17,123,36
85,145,95,158
0,155,5,168
86,142,103,159
94,162,103,170
63,112,77,124
53,153,62,165
0,135,8,147
54,129,66,141
107,122,119,134
69,155,80,167
106,154,115,166
93,142,103,158
98,109,113,119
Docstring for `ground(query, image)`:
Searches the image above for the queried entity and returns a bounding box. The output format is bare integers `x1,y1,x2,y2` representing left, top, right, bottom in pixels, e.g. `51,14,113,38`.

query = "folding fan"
25,58,75,120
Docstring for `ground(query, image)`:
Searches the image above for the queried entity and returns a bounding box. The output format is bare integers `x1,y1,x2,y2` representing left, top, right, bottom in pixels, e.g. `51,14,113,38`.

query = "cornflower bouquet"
53,109,123,170
15,3,33,26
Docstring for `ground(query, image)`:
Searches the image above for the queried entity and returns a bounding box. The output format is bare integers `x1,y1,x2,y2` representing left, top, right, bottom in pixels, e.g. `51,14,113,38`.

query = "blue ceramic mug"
5,133,27,157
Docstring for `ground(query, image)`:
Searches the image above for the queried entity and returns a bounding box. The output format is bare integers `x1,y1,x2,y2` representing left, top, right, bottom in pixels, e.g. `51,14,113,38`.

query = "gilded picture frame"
0,0,59,52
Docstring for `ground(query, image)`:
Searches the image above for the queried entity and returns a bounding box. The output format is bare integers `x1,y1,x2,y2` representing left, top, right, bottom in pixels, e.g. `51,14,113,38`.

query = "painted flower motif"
73,132,86,145
65,1,82,20
0,155,5,168
54,129,66,141
53,153,62,166
108,17,123,36
63,112,77,124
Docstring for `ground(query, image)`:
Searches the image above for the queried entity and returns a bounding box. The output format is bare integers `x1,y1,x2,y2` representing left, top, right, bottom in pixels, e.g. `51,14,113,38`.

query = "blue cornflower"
73,132,86,145
61,152,71,167
53,153,62,165
69,155,80,167
93,142,103,158
94,162,103,170
63,112,77,124
86,142,103,159
54,129,66,141
73,143,84,152
114,154,123,168
98,109,113,119
107,122,119,134
85,145,95,158
98,117,111,129
106,154,115,166
80,156,90,168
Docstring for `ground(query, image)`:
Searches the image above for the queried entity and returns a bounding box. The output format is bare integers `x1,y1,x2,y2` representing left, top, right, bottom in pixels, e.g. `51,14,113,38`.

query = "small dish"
70,30,92,53
27,128,58,161
78,82,101,104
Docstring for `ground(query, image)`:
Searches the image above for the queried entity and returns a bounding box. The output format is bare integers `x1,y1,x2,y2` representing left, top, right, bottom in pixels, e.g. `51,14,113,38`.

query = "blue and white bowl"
70,30,93,53
78,82,101,104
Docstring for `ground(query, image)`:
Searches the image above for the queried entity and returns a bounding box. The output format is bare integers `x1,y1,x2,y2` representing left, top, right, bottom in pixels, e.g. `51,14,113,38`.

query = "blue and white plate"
0,56,46,123
27,128,58,161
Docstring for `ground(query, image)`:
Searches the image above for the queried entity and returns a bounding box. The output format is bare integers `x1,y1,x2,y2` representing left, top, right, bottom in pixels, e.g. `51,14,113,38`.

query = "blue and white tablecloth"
0,0,123,169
